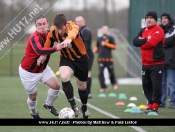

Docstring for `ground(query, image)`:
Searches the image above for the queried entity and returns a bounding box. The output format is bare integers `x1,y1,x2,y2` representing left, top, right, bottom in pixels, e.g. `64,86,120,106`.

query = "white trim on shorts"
19,65,55,94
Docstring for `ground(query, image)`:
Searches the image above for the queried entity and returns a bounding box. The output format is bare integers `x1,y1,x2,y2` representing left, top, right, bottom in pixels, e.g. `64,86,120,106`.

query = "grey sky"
53,0,129,12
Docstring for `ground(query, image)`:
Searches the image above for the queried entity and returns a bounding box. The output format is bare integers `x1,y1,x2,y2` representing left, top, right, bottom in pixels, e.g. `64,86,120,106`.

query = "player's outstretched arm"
30,35,58,55
37,42,63,66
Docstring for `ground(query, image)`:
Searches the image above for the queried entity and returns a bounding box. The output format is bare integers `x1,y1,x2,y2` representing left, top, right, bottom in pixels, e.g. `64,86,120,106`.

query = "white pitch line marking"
60,90,147,132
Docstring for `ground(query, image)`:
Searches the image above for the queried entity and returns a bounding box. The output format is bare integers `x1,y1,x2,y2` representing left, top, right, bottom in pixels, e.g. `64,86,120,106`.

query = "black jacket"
160,18,175,69
80,26,92,54
96,35,116,59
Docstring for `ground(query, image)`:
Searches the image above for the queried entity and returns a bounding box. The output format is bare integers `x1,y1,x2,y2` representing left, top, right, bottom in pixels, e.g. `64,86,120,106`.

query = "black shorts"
59,55,88,81
87,51,94,71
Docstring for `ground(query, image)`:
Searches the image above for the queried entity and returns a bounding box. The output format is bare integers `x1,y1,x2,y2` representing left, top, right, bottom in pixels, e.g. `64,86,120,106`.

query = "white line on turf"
60,90,147,132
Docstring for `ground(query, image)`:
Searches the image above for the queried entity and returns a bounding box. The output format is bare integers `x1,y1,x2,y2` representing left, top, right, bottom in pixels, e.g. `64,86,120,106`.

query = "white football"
59,107,75,119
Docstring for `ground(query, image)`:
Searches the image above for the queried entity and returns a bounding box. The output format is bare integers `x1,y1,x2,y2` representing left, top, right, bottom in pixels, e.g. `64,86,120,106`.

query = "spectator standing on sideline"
159,12,175,108
38,14,90,119
75,16,94,99
19,15,62,119
93,25,118,93
133,11,165,114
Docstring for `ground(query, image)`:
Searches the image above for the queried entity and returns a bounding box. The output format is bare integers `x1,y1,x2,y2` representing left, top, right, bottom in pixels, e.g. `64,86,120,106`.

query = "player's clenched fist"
37,55,46,66
61,39,72,48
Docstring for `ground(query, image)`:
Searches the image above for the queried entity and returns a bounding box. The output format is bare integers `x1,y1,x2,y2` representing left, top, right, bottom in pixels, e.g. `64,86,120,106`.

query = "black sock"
62,81,76,108
87,77,92,94
78,89,88,105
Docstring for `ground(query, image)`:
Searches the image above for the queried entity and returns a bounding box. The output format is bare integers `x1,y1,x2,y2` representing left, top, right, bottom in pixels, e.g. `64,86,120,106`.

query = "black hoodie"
160,15,175,69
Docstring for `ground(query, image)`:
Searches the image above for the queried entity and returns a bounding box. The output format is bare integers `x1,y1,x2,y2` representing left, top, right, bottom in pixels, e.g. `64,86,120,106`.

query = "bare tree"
104,0,109,25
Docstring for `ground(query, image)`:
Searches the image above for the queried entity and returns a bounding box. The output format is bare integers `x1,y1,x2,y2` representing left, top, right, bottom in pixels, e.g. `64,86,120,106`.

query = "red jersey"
140,24,165,66
21,30,57,73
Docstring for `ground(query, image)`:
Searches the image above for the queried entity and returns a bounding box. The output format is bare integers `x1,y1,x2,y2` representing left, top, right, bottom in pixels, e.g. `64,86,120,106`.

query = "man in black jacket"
160,12,175,108
75,16,94,99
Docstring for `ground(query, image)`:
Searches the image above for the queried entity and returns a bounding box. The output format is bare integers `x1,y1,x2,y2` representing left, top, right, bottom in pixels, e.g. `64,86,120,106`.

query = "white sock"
27,97,37,115
45,88,59,106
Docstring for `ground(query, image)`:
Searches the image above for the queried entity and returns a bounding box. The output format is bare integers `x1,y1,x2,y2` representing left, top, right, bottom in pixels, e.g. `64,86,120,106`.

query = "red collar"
35,30,47,37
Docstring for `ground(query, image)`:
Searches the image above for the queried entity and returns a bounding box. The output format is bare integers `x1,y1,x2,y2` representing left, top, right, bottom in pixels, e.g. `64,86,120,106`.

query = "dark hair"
54,13,67,28
35,15,47,23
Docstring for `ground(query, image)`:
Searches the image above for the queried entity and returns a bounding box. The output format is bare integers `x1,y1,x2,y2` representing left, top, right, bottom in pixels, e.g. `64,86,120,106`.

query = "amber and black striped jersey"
94,35,117,62
44,21,87,61
20,30,56,73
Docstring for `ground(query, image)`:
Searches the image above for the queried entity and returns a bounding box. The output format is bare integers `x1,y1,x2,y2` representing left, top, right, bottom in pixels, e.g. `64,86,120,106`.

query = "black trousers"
98,62,117,88
142,64,163,104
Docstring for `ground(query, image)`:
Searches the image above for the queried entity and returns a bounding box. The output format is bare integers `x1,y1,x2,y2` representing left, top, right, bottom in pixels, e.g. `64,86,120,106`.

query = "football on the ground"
59,107,75,119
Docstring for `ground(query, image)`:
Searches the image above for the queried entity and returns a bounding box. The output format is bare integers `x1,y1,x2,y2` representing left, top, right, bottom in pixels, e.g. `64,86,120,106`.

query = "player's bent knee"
28,92,37,101
45,77,60,90
79,87,86,91
77,84,86,90
60,74,71,82
52,83,60,90
48,81,60,90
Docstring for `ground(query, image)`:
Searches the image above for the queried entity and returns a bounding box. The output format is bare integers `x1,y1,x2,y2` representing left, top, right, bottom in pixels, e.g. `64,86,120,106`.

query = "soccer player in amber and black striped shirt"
38,14,90,119
19,15,63,119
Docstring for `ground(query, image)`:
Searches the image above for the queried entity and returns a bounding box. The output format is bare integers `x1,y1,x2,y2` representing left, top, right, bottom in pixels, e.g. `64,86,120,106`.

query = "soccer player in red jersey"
19,15,63,119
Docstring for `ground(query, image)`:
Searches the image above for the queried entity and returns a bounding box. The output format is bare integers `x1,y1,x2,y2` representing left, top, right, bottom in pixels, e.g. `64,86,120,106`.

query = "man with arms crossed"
133,11,165,114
